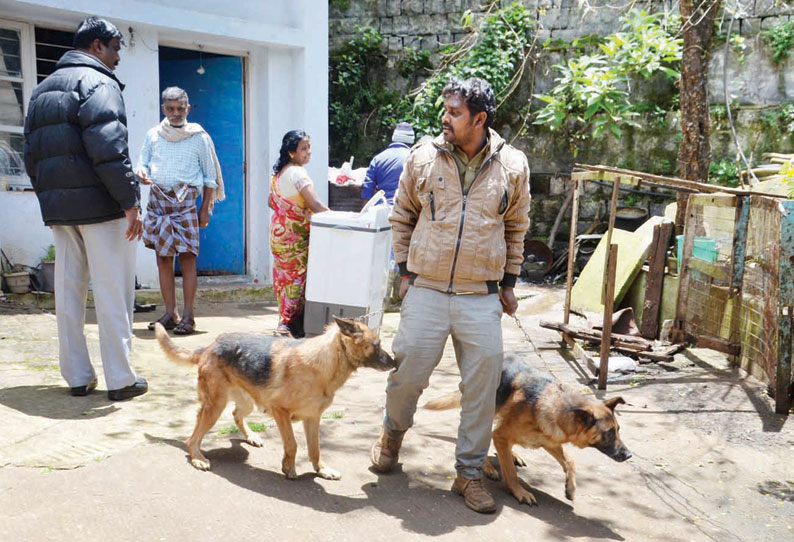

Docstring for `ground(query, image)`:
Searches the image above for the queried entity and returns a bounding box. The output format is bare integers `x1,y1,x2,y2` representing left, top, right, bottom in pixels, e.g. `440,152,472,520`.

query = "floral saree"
269,172,311,329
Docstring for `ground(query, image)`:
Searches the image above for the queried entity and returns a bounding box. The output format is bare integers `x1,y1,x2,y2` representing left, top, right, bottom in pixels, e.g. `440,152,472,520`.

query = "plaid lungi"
143,184,200,256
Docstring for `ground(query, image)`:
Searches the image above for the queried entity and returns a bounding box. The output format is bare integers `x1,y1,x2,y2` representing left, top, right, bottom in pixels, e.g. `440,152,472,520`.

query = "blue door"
158,47,245,275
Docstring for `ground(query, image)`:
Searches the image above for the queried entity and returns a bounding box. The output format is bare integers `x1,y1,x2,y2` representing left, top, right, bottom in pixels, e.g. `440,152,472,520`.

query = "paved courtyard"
0,284,792,541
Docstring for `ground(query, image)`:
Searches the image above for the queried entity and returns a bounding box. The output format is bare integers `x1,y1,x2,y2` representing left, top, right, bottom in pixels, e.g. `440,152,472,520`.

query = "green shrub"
761,20,794,64
533,9,682,152
407,2,536,136
708,158,740,188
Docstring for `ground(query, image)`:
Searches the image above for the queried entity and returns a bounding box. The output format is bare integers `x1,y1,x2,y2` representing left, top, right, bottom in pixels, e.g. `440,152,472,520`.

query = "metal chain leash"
510,313,559,379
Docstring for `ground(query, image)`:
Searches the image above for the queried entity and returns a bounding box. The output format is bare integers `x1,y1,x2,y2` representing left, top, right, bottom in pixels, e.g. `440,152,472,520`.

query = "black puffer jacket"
24,50,139,226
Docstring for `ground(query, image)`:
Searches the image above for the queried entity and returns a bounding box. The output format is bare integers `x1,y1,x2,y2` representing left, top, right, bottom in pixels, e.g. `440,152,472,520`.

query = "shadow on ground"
0,385,119,420
146,432,624,539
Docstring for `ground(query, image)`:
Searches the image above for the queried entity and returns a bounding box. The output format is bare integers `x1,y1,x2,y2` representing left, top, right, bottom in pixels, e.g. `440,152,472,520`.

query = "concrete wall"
329,0,794,241
0,0,328,287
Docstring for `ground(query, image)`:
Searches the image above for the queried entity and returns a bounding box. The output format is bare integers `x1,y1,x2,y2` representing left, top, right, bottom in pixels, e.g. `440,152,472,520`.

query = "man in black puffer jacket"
24,17,148,401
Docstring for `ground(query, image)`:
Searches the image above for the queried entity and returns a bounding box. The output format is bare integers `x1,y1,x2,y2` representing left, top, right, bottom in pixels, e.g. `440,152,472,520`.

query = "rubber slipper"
274,325,293,338
148,314,177,331
173,320,195,335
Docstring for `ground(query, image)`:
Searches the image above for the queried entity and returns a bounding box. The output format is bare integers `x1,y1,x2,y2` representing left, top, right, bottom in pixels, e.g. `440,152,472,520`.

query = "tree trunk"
675,0,722,232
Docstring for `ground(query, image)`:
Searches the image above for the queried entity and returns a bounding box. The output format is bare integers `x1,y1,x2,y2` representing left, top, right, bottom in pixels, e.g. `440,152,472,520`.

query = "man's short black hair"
442,77,497,129
73,17,125,49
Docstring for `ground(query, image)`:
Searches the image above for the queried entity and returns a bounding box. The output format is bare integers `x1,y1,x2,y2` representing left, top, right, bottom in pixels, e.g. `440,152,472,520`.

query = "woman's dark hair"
273,130,308,174
442,77,497,129
73,17,125,49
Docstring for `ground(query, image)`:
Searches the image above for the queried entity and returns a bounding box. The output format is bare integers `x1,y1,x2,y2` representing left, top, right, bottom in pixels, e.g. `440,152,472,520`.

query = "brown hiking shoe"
370,428,405,473
451,475,497,514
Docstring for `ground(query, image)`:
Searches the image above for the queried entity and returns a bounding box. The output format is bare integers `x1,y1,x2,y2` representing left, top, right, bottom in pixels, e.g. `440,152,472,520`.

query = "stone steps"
2,276,276,310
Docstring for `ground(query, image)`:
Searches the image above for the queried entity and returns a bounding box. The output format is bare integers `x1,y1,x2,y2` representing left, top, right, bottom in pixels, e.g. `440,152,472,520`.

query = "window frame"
0,18,36,190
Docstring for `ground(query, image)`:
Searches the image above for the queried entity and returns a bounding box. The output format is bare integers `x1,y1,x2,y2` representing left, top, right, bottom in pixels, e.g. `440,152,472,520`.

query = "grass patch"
217,421,267,435
322,410,345,420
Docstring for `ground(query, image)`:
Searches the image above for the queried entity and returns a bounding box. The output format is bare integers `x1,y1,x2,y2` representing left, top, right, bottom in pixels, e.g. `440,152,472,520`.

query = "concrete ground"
0,284,792,541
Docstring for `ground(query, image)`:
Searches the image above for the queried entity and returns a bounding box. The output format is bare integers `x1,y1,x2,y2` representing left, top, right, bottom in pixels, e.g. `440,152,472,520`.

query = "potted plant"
39,244,55,292
2,265,31,294
1,249,31,294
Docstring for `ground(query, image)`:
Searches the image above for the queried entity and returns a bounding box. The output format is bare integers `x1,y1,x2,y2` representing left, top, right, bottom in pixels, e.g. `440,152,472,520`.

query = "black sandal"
148,314,177,331
173,319,195,336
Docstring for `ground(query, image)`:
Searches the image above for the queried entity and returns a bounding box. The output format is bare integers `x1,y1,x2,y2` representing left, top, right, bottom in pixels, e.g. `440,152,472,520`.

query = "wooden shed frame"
560,164,792,413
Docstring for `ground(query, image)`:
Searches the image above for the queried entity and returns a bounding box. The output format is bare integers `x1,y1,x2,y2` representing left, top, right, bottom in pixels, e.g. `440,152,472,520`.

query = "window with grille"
0,21,31,189
34,27,73,84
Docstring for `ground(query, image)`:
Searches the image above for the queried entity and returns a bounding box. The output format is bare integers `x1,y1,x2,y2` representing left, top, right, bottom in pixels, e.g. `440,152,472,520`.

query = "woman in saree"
269,130,329,337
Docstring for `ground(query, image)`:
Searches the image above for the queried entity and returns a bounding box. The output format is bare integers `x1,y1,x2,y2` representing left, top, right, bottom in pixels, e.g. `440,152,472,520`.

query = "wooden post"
548,189,574,251
728,196,749,367
602,178,621,305
563,180,580,325
674,193,697,341
640,222,673,339
599,243,619,389
776,199,794,414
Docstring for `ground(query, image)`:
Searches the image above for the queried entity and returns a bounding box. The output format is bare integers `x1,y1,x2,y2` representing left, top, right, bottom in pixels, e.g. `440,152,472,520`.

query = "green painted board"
623,269,680,333
571,217,670,315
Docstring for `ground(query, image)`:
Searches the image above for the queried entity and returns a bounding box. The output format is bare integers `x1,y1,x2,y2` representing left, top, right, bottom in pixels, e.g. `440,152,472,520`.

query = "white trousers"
383,286,504,480
52,218,138,390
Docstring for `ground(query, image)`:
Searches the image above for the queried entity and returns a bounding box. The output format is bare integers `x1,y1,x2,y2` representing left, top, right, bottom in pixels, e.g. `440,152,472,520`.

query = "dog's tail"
154,322,200,366
423,390,462,411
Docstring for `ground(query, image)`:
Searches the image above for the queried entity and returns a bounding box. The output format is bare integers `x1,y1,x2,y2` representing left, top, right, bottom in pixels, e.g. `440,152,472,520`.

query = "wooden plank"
602,179,621,305
540,320,656,348
563,180,580,324
574,164,790,198
641,222,673,339
775,200,794,414
562,332,599,377
599,243,619,390
687,257,731,283
695,334,740,355
614,346,674,363
571,222,664,314
548,189,573,251
728,196,749,365
675,196,696,336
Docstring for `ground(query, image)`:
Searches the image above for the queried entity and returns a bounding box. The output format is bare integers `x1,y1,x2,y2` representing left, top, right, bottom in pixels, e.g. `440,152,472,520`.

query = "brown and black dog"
425,354,631,505
155,317,394,480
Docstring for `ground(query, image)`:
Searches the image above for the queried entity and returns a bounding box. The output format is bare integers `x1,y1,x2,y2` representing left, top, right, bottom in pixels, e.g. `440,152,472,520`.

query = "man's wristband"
499,273,518,288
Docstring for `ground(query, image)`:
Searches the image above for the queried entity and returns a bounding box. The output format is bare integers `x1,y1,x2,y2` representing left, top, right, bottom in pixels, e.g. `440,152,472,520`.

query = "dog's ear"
603,396,625,412
334,316,362,338
572,407,595,428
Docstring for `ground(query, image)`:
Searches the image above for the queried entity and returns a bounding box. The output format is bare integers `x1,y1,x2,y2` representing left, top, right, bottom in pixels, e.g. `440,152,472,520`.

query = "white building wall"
0,0,328,288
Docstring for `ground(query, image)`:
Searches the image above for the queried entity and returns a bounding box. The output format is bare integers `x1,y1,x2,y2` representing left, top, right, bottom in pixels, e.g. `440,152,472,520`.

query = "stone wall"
330,0,794,243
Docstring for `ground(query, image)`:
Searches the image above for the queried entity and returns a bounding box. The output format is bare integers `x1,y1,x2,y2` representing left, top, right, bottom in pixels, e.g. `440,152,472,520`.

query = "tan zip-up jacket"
390,129,531,295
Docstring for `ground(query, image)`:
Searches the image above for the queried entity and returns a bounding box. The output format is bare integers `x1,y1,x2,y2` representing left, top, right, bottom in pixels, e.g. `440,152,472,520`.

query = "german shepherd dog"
425,354,631,505
155,317,394,480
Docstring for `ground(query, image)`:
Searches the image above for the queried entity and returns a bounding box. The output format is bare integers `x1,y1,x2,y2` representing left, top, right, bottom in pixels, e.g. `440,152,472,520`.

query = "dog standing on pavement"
155,317,394,480
425,353,631,505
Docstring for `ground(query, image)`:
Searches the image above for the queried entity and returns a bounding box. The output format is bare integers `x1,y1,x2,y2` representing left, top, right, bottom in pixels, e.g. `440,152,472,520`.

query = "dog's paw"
283,467,298,480
565,483,576,501
191,457,211,471
483,461,501,481
512,452,527,468
245,434,264,448
316,467,341,480
513,487,537,506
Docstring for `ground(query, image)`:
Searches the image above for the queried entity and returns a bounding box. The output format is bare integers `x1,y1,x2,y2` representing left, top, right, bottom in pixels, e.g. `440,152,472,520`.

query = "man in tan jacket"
371,77,531,513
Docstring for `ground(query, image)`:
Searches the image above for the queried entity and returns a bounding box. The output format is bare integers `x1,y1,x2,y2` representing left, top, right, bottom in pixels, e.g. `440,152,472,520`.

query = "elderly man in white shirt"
137,86,224,336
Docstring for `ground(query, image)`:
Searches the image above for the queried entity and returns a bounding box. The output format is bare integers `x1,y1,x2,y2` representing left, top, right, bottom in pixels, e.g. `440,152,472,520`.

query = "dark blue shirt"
361,142,411,204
